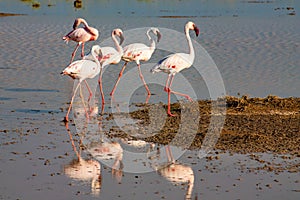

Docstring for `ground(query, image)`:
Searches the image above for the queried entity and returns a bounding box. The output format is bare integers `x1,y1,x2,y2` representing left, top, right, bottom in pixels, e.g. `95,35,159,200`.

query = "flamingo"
61,45,102,122
151,21,200,116
84,29,124,113
63,18,99,63
110,27,162,101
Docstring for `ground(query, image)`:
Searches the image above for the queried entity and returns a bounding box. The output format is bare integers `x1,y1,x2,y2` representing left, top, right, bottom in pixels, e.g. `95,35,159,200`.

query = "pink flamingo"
151,21,200,116
84,29,124,113
110,27,161,101
63,18,99,63
61,45,102,122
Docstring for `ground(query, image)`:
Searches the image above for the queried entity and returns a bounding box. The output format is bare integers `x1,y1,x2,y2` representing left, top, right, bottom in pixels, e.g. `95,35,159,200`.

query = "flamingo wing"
152,53,192,74
100,47,121,65
62,60,100,81
122,43,149,62
64,28,93,43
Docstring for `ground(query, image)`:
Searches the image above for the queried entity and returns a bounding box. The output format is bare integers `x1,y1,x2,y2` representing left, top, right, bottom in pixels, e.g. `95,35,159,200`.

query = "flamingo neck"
112,33,123,55
79,18,89,27
147,29,156,52
92,49,101,69
185,27,195,62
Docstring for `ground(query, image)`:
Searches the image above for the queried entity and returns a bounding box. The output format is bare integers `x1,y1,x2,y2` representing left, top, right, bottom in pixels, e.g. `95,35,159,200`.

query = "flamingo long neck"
112,33,123,55
147,29,156,53
185,27,195,62
80,18,89,27
91,48,101,68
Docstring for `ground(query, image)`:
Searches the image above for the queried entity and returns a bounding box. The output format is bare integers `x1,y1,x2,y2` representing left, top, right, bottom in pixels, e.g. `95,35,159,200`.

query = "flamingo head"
73,18,87,29
61,66,78,79
147,27,162,43
113,29,124,45
91,45,102,61
186,21,200,37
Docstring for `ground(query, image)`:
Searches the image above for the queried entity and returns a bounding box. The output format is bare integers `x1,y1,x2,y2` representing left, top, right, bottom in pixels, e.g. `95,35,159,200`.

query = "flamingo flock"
61,18,200,122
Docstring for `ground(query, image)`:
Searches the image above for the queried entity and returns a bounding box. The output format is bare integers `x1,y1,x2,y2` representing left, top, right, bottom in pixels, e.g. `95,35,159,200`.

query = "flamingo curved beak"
119,34,125,46
194,25,200,37
157,31,162,43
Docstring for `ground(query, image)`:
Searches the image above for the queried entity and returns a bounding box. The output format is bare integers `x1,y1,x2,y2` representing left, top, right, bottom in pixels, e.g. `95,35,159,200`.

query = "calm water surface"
0,1,299,200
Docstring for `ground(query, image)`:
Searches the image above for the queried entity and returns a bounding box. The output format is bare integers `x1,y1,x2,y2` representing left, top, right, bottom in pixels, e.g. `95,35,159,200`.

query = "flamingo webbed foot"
186,96,193,102
167,111,177,117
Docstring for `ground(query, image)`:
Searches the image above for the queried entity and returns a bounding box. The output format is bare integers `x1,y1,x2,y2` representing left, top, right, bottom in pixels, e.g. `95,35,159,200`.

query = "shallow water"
0,1,300,200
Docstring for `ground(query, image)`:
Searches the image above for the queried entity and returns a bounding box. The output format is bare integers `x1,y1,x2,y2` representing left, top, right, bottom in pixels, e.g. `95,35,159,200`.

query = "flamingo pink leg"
65,81,81,122
70,43,81,63
165,74,176,116
168,74,193,102
84,80,93,103
110,62,128,96
83,78,98,117
98,68,105,114
164,74,192,116
81,42,85,58
137,64,151,98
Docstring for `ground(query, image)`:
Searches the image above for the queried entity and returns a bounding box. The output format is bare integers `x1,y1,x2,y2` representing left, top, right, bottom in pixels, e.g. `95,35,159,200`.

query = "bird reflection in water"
87,133,124,183
63,122,102,195
154,146,195,200
85,118,124,183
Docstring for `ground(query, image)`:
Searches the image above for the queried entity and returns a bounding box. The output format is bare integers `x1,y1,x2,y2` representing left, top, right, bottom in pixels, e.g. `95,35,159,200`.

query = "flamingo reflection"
63,122,102,195
154,146,195,200
86,121,124,183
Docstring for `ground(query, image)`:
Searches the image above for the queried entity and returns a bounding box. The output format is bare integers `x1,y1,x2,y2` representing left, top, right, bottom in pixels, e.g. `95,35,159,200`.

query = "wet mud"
107,95,300,156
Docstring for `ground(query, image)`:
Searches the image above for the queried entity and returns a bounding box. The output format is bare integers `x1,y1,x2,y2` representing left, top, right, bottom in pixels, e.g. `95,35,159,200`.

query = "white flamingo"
63,18,99,63
61,45,101,122
151,21,200,116
110,27,162,102
84,29,124,113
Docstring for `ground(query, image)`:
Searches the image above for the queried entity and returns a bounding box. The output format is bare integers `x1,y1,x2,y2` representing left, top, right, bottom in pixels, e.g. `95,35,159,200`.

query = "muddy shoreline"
0,12,26,17
107,96,300,155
